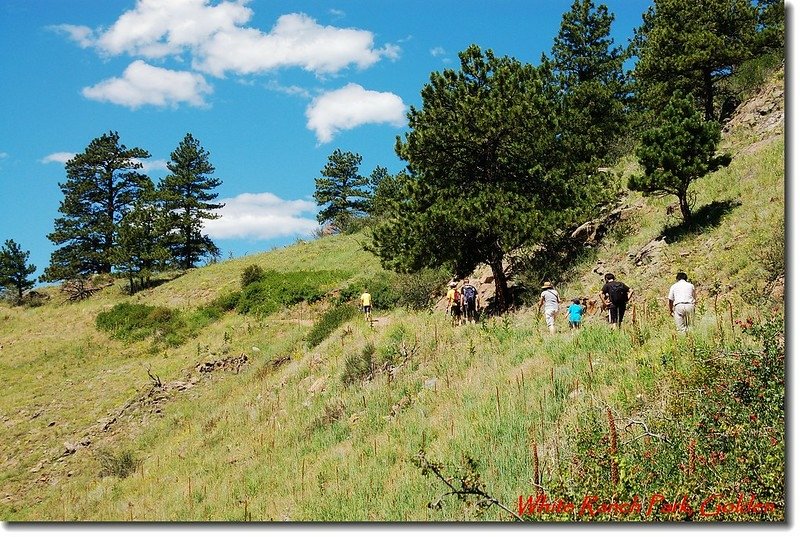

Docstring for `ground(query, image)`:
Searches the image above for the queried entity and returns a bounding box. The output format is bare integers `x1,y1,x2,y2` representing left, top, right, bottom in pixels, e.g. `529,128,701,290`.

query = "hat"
541,281,553,289
449,281,457,288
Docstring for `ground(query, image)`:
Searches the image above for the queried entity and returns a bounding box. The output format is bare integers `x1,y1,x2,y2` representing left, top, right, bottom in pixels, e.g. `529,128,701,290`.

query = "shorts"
569,320,581,329
362,305,371,314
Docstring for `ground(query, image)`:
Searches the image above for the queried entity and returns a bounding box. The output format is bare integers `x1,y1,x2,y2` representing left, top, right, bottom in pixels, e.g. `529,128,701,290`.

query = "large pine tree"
113,186,171,294
371,45,606,312
43,131,151,282
632,0,757,121
548,0,629,166
158,133,223,270
313,149,372,232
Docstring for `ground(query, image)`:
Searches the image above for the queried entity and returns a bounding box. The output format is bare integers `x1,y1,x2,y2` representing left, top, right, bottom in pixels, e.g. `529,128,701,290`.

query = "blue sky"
1,0,664,277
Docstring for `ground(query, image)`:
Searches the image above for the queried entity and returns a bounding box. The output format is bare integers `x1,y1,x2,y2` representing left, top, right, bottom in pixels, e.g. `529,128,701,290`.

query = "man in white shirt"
668,272,696,333
538,281,560,334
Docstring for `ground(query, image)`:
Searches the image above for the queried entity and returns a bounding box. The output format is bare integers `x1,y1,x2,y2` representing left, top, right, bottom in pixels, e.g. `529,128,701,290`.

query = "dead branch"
147,364,162,388
622,417,671,445
413,450,523,522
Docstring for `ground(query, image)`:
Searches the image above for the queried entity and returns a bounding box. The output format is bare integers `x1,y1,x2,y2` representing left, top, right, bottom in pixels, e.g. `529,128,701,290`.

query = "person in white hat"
538,281,560,334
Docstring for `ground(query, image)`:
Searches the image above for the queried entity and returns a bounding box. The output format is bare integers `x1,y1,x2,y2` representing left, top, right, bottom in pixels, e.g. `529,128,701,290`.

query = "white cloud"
202,192,319,240
96,0,252,58
430,46,446,57
305,83,406,143
265,80,311,99
41,152,75,165
49,24,97,48
195,13,397,77
72,1,397,77
82,60,212,109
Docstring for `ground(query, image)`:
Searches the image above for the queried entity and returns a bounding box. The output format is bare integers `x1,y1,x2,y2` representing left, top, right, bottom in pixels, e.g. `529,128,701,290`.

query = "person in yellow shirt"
445,281,462,325
360,289,372,322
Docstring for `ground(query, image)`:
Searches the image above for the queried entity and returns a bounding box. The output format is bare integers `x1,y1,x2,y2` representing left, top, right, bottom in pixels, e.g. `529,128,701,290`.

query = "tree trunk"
703,68,715,122
489,259,510,314
678,191,692,226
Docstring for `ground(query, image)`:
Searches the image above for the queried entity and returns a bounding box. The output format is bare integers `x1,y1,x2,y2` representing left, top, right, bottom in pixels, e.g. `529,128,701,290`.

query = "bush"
546,317,785,521
341,343,376,386
209,291,241,312
97,449,139,479
339,267,449,312
339,274,400,310
96,303,177,342
96,302,222,347
306,303,359,348
241,264,265,288
237,270,347,316
393,267,450,310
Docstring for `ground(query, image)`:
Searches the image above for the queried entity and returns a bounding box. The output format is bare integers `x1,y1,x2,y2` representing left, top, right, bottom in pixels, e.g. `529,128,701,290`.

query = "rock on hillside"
723,68,784,137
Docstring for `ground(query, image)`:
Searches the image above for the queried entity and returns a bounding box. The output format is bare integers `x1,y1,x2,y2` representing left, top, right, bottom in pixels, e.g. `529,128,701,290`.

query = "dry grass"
0,126,783,521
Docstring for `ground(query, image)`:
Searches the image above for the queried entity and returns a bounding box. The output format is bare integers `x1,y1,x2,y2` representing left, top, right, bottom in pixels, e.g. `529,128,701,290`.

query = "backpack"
462,285,477,302
453,289,461,302
605,281,628,304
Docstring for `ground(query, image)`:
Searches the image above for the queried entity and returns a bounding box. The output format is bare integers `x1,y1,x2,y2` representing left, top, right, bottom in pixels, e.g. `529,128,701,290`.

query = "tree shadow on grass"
662,199,742,243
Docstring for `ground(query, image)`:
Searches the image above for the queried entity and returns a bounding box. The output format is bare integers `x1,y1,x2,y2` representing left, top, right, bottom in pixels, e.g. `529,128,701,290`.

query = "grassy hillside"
0,76,784,522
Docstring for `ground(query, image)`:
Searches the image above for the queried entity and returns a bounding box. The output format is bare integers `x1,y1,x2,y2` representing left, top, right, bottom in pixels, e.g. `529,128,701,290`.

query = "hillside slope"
0,71,784,522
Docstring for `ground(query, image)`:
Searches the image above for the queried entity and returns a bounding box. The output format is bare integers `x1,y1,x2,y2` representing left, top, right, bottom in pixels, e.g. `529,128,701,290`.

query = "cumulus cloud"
305,83,406,143
41,152,76,165
69,0,397,77
82,60,212,108
194,13,399,77
202,192,318,240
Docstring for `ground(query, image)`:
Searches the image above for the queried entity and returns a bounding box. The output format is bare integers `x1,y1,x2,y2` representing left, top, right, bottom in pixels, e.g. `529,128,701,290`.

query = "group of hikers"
446,278,481,325
360,270,697,334
537,271,696,334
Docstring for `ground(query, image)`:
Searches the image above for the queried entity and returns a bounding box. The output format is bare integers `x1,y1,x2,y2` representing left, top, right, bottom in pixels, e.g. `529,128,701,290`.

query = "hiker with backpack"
538,281,561,334
668,271,696,333
461,279,479,324
600,273,633,328
446,281,463,326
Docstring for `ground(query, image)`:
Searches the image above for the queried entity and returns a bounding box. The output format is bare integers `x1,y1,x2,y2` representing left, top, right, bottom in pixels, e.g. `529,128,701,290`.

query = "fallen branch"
413,450,523,522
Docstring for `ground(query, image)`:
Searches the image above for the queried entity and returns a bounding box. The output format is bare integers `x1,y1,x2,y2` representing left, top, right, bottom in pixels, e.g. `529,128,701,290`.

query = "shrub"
341,343,376,386
241,264,265,288
237,270,347,316
393,266,450,310
338,267,449,311
306,303,359,348
96,302,222,347
97,449,139,479
96,303,176,342
210,291,241,312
